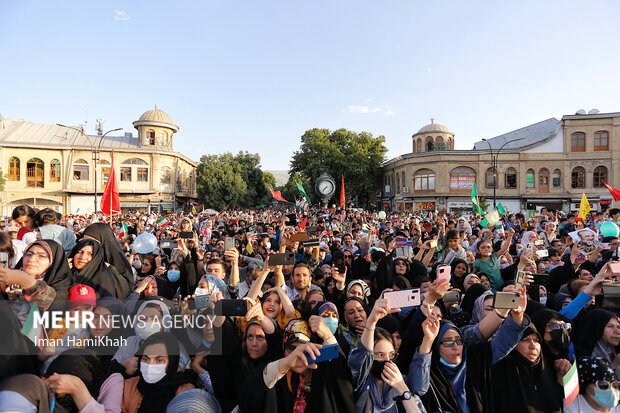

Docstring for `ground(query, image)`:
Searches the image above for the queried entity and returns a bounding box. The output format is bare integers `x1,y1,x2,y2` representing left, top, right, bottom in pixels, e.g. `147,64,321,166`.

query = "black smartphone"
304,239,320,248
187,294,211,311
198,236,207,251
286,214,298,225
215,299,248,316
179,231,194,239
160,240,178,249
269,252,295,266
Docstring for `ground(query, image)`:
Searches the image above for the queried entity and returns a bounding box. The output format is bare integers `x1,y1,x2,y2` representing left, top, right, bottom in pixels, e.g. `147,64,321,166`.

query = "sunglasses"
548,322,571,332
440,338,463,348
596,380,620,391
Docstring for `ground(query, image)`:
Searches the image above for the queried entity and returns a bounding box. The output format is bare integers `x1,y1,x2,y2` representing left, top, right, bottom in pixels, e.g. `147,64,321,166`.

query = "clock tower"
315,173,336,206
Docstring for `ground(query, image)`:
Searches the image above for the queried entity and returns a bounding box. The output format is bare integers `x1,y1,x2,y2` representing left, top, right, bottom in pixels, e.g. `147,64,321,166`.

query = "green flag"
497,202,506,215
296,182,311,203
480,208,501,228
471,180,482,215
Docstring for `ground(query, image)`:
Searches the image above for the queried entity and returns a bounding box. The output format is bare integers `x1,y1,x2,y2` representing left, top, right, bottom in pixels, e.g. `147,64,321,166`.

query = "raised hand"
309,315,333,340
421,316,440,340
285,342,322,371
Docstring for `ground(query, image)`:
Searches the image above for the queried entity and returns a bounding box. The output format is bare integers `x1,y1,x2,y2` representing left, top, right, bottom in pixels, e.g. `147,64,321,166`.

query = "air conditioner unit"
376,191,382,197
402,187,409,193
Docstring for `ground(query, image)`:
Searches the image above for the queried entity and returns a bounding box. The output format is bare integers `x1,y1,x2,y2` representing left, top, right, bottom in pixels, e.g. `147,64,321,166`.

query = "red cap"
68,284,96,309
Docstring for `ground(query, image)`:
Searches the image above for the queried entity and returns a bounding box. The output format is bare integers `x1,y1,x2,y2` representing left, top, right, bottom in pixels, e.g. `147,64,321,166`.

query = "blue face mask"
167,270,180,282
439,357,460,369
201,338,213,349
324,317,339,334
592,387,620,408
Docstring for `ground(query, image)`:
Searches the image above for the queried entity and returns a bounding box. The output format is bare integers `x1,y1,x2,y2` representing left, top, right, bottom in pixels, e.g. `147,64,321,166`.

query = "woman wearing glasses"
409,286,529,413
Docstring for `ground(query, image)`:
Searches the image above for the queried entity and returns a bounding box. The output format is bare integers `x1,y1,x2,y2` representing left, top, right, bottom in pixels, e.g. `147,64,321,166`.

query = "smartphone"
537,249,549,258
286,214,298,226
159,240,178,249
198,236,207,251
224,237,235,251
0,252,9,268
429,239,438,249
305,343,339,364
609,261,620,274
514,270,526,290
436,265,451,284
306,226,317,235
534,240,544,246
215,299,248,316
493,292,520,309
531,273,549,285
602,243,612,250
395,238,413,247
383,289,422,308
290,232,310,242
269,252,295,266
179,231,194,239
443,290,461,303
187,294,211,311
304,239,320,248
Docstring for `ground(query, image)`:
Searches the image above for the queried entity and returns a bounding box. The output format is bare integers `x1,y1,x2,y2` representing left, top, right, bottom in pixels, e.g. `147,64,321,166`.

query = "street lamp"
480,137,525,208
57,124,122,214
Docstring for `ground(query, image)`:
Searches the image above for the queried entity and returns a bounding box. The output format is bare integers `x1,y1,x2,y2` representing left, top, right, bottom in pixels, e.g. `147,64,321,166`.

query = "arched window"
8,157,20,181
160,131,168,145
50,159,61,182
571,166,585,188
553,169,561,188
526,169,535,188
571,132,585,152
505,167,517,188
594,166,608,188
539,168,549,193
416,138,422,153
447,137,452,150
426,136,434,152
436,137,444,150
73,159,89,181
98,159,110,189
449,166,476,192
485,167,496,188
160,166,172,192
396,173,400,193
414,169,435,192
121,158,149,182
26,158,44,188
594,131,609,151
401,172,405,192
147,130,156,145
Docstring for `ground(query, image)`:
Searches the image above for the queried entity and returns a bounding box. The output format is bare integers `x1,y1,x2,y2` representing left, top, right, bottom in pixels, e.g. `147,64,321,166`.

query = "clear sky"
2,1,619,171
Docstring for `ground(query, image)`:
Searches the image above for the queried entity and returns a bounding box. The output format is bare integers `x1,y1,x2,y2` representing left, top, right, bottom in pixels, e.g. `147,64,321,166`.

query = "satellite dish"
575,109,586,115
588,109,600,115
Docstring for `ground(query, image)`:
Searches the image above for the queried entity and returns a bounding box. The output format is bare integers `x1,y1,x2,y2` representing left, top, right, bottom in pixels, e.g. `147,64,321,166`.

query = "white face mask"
135,321,162,341
540,296,547,305
265,242,272,250
194,288,209,296
140,362,167,383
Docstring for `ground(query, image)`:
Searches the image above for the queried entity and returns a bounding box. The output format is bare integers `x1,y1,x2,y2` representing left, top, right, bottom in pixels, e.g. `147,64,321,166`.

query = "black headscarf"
573,308,615,357
83,223,134,289
531,309,571,360
487,324,564,413
135,332,196,413
16,239,72,302
460,283,488,315
547,293,570,311
450,258,467,291
45,349,103,412
87,297,130,364
0,374,66,413
68,239,131,299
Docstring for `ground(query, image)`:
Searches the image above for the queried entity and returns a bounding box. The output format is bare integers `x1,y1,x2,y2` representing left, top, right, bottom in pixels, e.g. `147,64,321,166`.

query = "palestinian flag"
156,217,170,228
118,222,128,240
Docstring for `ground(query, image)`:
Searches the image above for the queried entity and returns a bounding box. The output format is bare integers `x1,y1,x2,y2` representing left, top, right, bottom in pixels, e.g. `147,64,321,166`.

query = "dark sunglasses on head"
596,380,620,391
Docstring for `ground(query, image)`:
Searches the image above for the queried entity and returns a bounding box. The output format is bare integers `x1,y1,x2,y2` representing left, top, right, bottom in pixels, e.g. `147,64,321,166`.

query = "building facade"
381,111,620,214
0,106,197,215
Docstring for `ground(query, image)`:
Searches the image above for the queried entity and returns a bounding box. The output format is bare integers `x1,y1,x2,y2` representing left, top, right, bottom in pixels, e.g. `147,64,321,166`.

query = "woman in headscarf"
450,258,469,292
349,297,423,412
408,287,529,413
574,309,620,365
44,348,124,413
83,223,134,288
0,374,57,413
86,297,130,366
2,240,72,318
68,238,132,299
341,296,369,350
121,332,196,413
564,356,620,412
459,283,488,315
313,301,351,358
238,318,355,413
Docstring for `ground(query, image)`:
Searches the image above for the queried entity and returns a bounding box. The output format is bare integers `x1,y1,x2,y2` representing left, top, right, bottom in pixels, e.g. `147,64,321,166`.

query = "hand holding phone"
383,289,422,308
436,265,451,284
305,343,339,364
493,292,520,309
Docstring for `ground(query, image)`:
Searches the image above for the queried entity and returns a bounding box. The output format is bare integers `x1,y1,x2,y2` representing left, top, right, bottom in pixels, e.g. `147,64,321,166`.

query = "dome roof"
413,119,453,137
133,105,179,132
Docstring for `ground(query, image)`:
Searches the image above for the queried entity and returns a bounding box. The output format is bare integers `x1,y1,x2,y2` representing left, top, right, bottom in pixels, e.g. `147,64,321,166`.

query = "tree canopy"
289,128,388,204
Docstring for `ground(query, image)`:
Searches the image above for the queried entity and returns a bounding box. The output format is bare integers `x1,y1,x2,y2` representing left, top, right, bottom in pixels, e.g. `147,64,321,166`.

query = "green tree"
196,153,247,210
479,197,491,214
289,128,388,205
233,151,270,207
0,168,6,192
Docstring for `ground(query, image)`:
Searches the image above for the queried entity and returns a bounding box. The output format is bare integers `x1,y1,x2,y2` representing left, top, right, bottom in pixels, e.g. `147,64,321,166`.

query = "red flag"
100,151,120,216
603,181,620,201
269,187,289,203
339,174,345,209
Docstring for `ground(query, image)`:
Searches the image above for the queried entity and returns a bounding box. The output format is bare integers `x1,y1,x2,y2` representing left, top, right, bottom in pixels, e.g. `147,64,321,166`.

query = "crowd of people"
1,203,620,412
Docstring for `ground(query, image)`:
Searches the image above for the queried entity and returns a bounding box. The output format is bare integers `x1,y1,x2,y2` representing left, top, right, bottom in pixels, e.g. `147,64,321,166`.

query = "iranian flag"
21,302,45,349
563,360,579,406
156,217,170,228
118,222,128,240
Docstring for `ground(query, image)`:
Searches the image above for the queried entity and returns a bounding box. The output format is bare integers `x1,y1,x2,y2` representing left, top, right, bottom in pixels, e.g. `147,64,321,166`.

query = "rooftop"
412,119,453,137
472,117,560,151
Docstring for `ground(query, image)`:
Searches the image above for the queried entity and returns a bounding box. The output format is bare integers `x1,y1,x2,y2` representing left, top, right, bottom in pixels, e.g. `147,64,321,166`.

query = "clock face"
318,180,335,196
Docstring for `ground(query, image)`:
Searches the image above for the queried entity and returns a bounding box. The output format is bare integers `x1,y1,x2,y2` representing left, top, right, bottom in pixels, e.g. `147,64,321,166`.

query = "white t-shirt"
564,395,620,413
